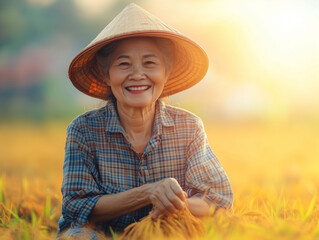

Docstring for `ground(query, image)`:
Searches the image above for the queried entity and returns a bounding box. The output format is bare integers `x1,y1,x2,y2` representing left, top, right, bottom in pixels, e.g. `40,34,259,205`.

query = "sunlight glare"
72,0,116,18
249,1,319,75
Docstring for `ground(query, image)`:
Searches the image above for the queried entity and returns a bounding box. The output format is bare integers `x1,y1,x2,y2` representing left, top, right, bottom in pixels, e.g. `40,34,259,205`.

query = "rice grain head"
121,208,205,240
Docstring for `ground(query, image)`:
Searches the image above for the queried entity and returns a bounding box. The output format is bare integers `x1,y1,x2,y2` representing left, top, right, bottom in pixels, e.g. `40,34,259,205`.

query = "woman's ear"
105,76,111,86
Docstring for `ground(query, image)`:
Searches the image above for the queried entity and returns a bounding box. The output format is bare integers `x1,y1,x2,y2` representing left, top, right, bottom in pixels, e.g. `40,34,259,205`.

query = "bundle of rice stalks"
121,208,205,240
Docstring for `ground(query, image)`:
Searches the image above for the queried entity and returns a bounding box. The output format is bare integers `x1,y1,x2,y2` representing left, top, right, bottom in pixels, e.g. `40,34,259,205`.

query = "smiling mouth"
125,85,151,93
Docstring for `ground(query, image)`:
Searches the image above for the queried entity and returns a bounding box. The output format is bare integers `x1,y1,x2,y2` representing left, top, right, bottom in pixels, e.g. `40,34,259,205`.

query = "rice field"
1,120,319,239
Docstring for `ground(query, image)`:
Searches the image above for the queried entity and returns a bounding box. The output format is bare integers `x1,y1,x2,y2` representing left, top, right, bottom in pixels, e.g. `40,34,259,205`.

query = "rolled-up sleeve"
60,119,103,230
185,119,233,209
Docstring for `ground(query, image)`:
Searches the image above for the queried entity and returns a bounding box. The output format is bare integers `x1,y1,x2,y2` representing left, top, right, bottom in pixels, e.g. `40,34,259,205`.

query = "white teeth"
127,86,149,91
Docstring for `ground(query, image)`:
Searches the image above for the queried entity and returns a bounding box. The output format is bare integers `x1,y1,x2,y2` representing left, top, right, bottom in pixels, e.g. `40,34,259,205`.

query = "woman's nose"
128,64,145,80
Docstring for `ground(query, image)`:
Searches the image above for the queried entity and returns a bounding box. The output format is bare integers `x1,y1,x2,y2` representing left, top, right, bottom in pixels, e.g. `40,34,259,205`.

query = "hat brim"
68,31,208,100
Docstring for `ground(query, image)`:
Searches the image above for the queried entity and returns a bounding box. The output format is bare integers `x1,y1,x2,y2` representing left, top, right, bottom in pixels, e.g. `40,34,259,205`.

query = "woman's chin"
127,101,154,109
120,98,156,109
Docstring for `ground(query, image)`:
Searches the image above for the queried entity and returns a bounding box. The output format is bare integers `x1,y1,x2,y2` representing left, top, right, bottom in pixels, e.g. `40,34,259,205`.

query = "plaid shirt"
58,100,233,234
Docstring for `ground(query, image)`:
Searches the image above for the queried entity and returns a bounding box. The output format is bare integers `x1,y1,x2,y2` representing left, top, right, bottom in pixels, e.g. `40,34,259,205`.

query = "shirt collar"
104,99,174,136
156,99,174,127
104,99,126,135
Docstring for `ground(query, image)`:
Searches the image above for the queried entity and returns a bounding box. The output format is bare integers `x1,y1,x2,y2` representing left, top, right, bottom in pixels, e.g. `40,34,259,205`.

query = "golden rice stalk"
121,208,205,240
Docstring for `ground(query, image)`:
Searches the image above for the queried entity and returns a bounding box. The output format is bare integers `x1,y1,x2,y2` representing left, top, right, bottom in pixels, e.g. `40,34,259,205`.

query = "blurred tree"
0,0,145,122
0,0,144,51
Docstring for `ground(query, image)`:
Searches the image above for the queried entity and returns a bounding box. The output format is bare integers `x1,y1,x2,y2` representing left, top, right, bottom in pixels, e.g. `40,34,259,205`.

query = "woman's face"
107,37,169,109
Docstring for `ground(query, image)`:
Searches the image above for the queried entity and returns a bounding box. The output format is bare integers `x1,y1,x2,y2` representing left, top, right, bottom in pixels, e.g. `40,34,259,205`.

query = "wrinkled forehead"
110,37,163,58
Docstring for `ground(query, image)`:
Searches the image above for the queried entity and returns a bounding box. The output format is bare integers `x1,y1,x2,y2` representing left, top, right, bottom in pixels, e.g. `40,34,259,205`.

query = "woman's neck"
116,101,156,152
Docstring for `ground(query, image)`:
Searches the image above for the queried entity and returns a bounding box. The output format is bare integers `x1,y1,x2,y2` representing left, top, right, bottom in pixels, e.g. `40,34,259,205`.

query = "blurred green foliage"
0,0,142,122
1,0,98,51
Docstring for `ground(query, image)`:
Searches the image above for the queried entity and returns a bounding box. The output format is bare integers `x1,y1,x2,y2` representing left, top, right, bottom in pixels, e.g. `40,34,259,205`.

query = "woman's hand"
148,178,187,219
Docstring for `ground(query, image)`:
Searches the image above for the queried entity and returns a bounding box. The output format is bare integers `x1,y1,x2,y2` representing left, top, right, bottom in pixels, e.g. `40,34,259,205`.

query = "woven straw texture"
68,3,209,100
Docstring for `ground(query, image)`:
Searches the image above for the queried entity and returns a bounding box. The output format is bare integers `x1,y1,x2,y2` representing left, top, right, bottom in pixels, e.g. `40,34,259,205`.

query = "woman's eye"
118,62,130,67
145,61,155,65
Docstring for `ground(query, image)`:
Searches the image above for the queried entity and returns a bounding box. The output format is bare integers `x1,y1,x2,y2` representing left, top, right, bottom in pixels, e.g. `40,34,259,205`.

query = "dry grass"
0,120,319,239
121,207,206,240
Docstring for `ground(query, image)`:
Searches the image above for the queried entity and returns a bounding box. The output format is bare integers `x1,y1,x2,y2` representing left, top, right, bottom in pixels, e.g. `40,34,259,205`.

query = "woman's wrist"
186,196,211,218
138,183,154,205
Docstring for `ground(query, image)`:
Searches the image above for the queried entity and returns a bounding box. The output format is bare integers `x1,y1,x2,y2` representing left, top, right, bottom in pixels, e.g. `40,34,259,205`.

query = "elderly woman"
58,3,233,237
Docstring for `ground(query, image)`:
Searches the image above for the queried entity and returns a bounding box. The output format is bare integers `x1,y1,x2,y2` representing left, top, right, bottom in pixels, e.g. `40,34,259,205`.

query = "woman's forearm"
186,196,211,218
88,178,193,223
88,184,152,223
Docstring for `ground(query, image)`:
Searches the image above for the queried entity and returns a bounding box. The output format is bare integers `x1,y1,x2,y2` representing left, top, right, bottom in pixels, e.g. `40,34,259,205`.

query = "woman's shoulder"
68,105,107,130
162,103,203,126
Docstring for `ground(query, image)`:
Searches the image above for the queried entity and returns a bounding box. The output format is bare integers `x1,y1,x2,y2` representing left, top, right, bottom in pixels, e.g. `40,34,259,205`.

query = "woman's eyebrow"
143,54,158,58
116,55,130,60
115,54,158,60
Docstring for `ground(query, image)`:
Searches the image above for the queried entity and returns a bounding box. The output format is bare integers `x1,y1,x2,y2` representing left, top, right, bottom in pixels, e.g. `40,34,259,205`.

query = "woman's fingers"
152,209,161,219
165,186,186,211
153,183,177,213
149,178,187,218
170,180,187,201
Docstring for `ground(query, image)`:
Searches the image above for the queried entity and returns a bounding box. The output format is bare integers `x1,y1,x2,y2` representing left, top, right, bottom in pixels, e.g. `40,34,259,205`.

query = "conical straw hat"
68,3,209,100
